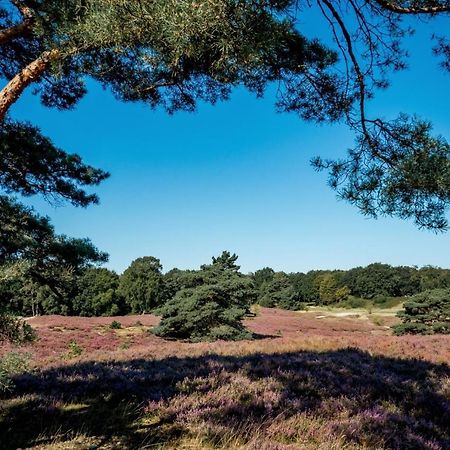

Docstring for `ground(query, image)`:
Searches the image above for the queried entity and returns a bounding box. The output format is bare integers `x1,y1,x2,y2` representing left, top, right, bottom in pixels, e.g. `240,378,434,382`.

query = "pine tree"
394,288,450,335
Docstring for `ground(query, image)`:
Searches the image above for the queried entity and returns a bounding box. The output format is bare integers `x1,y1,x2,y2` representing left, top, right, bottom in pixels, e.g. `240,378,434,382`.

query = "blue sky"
8,12,450,274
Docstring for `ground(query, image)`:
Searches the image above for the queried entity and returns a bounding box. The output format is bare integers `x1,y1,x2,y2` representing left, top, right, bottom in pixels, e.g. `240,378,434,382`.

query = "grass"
0,308,449,449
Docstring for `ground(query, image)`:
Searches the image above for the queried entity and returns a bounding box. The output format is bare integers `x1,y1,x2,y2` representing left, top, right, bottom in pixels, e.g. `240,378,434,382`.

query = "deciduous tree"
118,257,164,313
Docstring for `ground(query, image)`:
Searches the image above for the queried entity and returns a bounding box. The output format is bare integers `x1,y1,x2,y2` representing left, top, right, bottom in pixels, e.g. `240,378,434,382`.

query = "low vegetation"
0,351,30,393
0,308,449,449
0,315,36,344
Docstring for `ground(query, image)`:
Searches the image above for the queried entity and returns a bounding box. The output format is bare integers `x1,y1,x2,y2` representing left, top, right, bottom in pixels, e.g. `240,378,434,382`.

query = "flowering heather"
0,308,449,449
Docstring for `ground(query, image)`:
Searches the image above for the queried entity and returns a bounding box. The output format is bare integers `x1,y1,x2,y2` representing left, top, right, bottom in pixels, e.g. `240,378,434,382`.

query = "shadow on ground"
1,348,449,449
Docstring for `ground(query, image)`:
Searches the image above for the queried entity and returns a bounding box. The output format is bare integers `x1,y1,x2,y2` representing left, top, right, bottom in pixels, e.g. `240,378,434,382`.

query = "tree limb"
373,0,450,14
0,0,35,45
0,50,59,121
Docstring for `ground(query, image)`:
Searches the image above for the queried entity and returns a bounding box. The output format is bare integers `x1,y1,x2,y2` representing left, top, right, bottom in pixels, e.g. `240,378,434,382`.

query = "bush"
258,295,276,308
393,288,450,335
277,297,307,311
257,272,305,310
0,315,36,344
393,322,430,336
72,268,127,317
109,320,122,329
62,340,83,359
372,295,403,309
0,352,30,392
340,297,368,309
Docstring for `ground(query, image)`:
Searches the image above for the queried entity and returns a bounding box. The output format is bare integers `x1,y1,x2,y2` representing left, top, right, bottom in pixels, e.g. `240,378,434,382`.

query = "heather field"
1,308,450,450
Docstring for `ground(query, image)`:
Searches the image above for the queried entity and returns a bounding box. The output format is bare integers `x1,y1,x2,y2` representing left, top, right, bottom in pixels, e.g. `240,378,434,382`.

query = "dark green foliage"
72,268,126,317
0,1,338,116
118,257,164,313
417,266,450,291
209,251,240,271
394,288,450,335
0,196,107,317
289,271,323,303
0,122,109,306
0,277,70,316
254,263,450,309
258,272,305,310
252,267,275,290
109,320,122,330
0,120,109,206
340,263,419,299
342,297,369,309
0,314,36,344
0,196,107,270
153,285,253,342
153,252,256,341
315,115,450,231
161,268,204,302
372,295,403,309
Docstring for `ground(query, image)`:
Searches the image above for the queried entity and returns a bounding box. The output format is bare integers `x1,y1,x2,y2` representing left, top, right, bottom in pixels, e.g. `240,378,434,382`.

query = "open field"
1,308,449,449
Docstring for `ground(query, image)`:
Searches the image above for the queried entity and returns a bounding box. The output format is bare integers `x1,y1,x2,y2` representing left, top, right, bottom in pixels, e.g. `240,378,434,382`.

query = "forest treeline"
1,253,450,318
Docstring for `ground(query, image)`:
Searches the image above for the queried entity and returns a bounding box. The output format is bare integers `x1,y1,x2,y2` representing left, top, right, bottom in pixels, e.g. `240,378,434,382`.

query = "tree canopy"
153,251,256,341
118,256,164,313
394,288,450,335
2,1,450,232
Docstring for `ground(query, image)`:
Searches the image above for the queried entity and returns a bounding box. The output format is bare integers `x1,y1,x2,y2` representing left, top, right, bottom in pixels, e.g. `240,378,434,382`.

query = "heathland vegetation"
1,307,449,449
1,251,450,340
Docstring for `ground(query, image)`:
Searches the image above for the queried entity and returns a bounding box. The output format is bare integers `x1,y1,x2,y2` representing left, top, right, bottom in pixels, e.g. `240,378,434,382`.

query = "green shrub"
109,320,122,329
393,322,429,336
373,295,403,309
0,315,37,344
278,297,307,311
62,340,83,359
0,352,31,392
393,288,450,335
348,297,368,308
257,272,305,310
258,295,276,308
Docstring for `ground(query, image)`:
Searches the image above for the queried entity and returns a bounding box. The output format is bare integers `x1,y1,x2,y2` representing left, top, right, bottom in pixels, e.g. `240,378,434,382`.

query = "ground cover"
1,308,449,449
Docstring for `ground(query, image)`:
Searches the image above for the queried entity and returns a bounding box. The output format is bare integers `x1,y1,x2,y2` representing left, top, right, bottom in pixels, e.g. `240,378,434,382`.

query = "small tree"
118,257,164,313
153,252,256,341
393,289,450,335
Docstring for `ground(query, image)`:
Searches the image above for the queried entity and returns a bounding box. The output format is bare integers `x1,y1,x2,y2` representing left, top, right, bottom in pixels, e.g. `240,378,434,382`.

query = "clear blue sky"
8,13,450,274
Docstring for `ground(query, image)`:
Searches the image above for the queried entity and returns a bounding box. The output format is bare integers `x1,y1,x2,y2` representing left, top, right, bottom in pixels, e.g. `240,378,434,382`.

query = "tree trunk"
0,50,58,121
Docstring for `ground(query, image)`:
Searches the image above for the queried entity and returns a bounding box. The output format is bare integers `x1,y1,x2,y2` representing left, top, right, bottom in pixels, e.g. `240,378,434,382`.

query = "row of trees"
0,256,161,317
253,263,450,309
2,256,450,318
2,251,449,339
